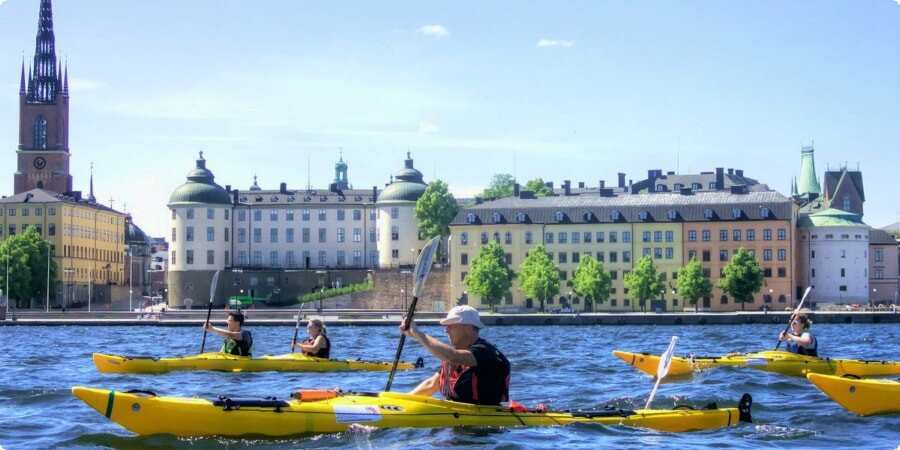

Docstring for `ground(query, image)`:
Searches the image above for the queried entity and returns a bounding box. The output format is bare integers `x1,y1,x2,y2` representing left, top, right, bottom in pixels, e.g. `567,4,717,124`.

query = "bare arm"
203,323,244,340
294,335,327,354
410,372,440,397
401,320,477,367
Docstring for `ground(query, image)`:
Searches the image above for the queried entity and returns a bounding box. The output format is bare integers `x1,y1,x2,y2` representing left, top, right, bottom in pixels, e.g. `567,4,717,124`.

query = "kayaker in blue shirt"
779,314,817,357
292,319,331,358
401,305,510,405
203,311,253,356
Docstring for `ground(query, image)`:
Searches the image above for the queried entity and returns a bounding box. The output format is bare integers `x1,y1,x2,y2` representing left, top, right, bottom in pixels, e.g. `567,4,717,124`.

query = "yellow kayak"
92,352,423,374
807,373,900,416
613,350,900,378
72,386,752,436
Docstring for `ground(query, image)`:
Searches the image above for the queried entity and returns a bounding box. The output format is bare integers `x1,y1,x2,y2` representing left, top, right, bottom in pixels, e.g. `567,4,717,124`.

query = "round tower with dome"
167,152,233,308
376,152,428,267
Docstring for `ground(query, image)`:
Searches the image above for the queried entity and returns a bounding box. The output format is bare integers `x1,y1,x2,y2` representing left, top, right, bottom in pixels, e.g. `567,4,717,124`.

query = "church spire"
89,162,96,202
20,58,27,94
29,0,59,103
797,143,821,196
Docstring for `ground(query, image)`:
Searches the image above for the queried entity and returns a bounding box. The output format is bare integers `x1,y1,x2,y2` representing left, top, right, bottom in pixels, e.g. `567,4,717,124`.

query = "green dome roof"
798,208,868,228
377,153,427,203
168,155,232,206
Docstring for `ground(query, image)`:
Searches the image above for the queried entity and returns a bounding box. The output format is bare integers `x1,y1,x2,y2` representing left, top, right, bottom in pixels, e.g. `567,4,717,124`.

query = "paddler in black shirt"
203,311,253,356
400,305,510,405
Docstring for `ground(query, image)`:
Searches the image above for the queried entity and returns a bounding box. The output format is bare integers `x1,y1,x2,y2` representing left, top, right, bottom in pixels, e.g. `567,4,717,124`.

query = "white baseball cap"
440,305,485,329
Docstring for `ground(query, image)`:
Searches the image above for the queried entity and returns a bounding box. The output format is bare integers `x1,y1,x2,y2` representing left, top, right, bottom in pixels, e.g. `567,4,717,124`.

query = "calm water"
1,322,898,449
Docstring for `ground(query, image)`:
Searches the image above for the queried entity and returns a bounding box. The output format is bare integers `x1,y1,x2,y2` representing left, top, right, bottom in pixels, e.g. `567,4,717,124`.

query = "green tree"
517,244,560,313
0,227,58,309
571,254,611,312
623,255,663,313
415,179,458,259
676,256,713,312
479,173,515,199
522,178,554,197
717,247,764,311
463,241,515,311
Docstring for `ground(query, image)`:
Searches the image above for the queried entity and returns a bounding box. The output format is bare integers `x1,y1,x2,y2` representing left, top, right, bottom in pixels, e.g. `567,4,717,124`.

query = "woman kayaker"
779,314,818,357
203,311,253,356
400,305,510,405
292,319,330,358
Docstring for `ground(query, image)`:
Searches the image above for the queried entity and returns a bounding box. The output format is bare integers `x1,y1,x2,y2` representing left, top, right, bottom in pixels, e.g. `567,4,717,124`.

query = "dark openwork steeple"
27,0,60,103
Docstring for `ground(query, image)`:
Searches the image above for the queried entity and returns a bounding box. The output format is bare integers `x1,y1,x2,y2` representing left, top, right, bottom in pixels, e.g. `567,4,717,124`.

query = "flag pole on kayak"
775,286,812,351
645,335,678,409
385,235,440,392
200,270,221,354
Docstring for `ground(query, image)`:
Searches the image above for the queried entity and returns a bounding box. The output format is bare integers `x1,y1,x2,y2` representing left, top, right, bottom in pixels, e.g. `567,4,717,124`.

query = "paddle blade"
209,270,222,304
657,335,679,380
411,236,440,298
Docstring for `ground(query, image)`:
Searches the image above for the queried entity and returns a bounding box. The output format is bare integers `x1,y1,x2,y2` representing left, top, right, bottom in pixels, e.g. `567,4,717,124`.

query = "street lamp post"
64,267,75,311
127,248,133,313
5,246,10,317
46,244,51,312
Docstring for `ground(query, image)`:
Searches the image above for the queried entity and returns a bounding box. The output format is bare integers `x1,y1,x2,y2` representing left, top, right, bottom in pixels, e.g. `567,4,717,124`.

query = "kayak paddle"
775,286,812,351
200,270,221,354
645,335,678,409
385,235,441,392
291,299,313,353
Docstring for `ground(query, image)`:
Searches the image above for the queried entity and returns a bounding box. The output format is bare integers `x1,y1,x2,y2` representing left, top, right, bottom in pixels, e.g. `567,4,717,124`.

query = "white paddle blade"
657,335,680,380
412,236,441,298
209,270,221,304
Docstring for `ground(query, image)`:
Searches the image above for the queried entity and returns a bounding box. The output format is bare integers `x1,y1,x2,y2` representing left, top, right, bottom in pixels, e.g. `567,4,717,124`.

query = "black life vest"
303,335,330,359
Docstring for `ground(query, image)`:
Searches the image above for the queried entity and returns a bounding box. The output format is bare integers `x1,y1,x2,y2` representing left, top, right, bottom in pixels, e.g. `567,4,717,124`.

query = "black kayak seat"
213,396,289,411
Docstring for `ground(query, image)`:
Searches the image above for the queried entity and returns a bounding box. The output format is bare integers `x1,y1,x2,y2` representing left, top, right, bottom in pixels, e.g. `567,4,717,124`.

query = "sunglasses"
791,321,799,325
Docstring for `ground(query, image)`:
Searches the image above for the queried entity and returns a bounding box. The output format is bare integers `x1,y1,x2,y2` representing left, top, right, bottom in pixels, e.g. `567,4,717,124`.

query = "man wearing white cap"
400,305,510,405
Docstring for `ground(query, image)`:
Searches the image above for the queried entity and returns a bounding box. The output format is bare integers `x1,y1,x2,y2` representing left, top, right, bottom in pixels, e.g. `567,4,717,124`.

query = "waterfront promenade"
2,303,897,326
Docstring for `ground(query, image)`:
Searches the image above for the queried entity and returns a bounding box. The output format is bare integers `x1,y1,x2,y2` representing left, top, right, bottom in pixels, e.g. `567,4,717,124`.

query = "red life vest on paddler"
439,337,510,405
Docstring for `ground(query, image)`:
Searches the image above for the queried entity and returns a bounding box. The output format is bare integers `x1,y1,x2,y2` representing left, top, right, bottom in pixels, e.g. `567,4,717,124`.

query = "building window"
492,212,502,223
639,210,649,221
461,232,468,245
237,228,246,243
207,226,215,241
390,226,399,241
516,212,527,223
337,210,345,221
461,253,468,265
733,230,741,241
286,228,294,243
584,232,591,243
270,228,279,243
571,232,580,244
643,248,651,256
654,231,662,242
763,229,772,241
704,209,714,219
843,195,851,211
337,227,346,243
34,115,47,148
545,232,553,244
525,232,532,244
269,210,278,221
596,232,605,242
763,249,772,261
49,223,56,236
610,211,620,221
596,252,604,262
253,228,262,243
391,249,399,259
555,212,565,222
760,208,770,218
719,230,727,241
702,250,710,262
777,249,786,261
667,209,677,220
466,214,477,224
643,231,651,243
186,226,194,241
353,251,361,266
746,229,755,241
353,210,362,221
702,230,710,241
318,228,327,243
353,228,362,242
609,232,617,243
238,210,246,222
875,249,884,262
186,208,194,219
389,207,399,219
369,227,376,243
558,232,568,244
301,210,310,221
493,232,500,243
719,250,728,261
688,230,697,242
186,250,194,265
206,208,214,220
623,231,631,243
318,210,326,221
207,250,215,265
666,248,674,259
732,208,742,219
777,229,786,240
505,232,513,244
171,227,177,242
623,251,631,263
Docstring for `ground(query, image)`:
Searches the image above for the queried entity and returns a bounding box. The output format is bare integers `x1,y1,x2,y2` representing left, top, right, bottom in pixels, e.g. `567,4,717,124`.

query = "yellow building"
450,172,796,313
0,189,126,308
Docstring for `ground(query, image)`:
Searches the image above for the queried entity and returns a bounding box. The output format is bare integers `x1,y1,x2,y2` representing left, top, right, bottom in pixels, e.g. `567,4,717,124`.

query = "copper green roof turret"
168,152,232,205
797,144,821,196
249,175,261,191
334,150,349,190
790,176,798,196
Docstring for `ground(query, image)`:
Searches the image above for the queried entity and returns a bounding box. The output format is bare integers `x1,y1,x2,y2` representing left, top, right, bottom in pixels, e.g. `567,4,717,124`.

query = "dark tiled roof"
453,191,793,225
0,188,121,214
869,229,898,245
233,187,379,206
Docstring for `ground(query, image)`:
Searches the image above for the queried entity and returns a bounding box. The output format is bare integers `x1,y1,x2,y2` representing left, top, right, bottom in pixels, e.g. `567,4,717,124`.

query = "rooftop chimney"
599,180,605,189
513,183,520,196
563,180,571,196
618,173,626,188
578,181,585,188
716,167,724,190
280,182,287,194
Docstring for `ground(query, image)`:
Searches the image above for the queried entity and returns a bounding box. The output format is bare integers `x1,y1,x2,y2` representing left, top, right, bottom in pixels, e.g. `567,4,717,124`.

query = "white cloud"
418,25,449,37
418,122,439,135
69,78,106,91
537,39,575,48
895,0,900,6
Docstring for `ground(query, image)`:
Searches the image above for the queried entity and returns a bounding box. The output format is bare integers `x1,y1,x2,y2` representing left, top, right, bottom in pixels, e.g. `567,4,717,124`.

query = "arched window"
466,213,477,224
692,183,702,190
480,232,488,244
673,183,683,191
704,209,714,219
460,232,468,245
656,184,666,192
667,209,677,220
516,212,527,223
525,231,533,244
505,231,512,244
37,181,44,189
610,210,621,221
554,211,565,222
493,232,500,242
760,207,770,218
583,211,593,221
732,208,743,219
638,210,649,221
491,212,502,223
34,115,47,149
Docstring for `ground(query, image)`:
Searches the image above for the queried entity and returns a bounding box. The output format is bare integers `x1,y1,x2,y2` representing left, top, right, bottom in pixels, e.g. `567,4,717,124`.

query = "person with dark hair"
292,319,330,358
400,305,510,405
779,314,817,357
203,311,253,356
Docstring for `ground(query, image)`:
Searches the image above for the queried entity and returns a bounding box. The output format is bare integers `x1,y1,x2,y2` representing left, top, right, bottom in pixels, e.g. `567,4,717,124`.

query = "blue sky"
1,0,898,237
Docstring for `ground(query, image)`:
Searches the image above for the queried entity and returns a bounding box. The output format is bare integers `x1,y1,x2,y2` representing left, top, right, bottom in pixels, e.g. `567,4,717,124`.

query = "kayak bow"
92,352,423,374
614,350,900,378
807,373,900,416
72,386,752,436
